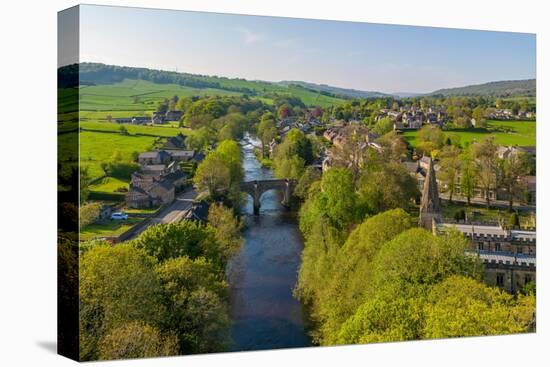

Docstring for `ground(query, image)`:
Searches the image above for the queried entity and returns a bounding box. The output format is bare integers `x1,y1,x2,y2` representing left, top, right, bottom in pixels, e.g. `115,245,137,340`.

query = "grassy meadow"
402,119,536,148
81,120,188,137
80,131,162,179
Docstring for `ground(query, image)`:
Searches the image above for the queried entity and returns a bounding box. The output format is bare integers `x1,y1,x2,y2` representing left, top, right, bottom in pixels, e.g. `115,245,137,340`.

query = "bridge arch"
241,178,296,215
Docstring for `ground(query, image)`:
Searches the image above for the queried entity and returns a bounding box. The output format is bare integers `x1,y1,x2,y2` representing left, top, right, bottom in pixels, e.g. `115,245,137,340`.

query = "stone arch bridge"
241,179,296,215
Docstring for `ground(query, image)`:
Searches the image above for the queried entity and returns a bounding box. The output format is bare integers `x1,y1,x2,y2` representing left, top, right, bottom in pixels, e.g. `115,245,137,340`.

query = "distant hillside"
277,80,390,99
430,79,535,97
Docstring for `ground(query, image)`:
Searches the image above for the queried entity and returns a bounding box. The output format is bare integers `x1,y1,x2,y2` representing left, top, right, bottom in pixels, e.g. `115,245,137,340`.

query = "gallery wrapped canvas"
58,4,536,362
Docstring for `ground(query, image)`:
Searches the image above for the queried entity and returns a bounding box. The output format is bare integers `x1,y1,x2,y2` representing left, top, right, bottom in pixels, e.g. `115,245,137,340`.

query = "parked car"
111,212,128,220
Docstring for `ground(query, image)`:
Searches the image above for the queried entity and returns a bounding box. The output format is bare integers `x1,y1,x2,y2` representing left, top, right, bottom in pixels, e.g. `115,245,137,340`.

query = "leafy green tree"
472,106,487,127
499,151,531,211
358,160,419,214
257,113,277,157
273,129,314,179
377,131,408,162
131,222,220,265
424,276,535,338
438,145,461,203
294,166,321,200
417,125,445,155
371,117,394,136
207,203,243,262
302,209,413,344
79,244,163,360
460,149,477,205
319,168,359,230
98,321,178,360
79,202,102,228
193,153,231,199
155,256,229,354
472,137,498,207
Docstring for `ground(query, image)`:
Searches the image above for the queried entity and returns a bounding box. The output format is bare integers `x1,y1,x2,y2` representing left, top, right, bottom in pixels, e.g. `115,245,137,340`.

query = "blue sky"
77,5,536,94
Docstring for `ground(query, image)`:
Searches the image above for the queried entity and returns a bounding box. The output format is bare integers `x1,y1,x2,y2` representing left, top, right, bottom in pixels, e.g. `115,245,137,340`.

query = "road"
127,188,197,240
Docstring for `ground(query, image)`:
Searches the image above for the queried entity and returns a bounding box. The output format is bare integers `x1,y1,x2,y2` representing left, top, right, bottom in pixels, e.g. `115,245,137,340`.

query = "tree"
193,153,231,199
155,256,230,354
418,125,445,155
460,149,477,205
294,166,321,200
508,212,520,228
79,244,163,360
472,137,498,207
424,276,535,338
438,145,461,203
371,117,394,136
371,228,482,296
273,129,314,179
207,203,243,262
358,160,419,214
319,168,359,230
277,103,292,120
186,126,215,151
131,221,221,265
98,321,178,360
499,151,531,211
257,113,277,157
377,131,408,162
472,106,487,127
80,202,102,228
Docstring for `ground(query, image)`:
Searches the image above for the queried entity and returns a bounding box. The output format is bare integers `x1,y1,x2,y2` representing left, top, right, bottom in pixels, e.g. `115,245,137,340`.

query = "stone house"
165,110,184,121
126,160,188,208
138,151,172,165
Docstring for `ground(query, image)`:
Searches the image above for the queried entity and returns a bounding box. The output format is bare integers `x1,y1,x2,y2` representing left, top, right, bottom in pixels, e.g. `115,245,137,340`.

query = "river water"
226,135,311,351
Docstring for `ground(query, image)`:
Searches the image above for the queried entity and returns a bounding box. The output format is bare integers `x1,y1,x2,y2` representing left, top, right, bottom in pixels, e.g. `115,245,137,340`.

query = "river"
226,135,312,351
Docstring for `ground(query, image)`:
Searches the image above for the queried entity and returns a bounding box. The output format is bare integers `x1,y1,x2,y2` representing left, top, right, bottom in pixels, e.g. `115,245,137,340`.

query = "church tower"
419,157,441,231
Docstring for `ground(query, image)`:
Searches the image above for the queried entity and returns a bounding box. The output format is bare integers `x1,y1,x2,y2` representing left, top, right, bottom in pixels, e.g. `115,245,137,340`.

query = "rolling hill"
429,79,535,97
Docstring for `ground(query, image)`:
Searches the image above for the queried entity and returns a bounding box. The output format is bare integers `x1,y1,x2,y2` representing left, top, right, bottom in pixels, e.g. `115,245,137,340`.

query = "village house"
138,150,172,165
165,110,184,121
126,161,187,209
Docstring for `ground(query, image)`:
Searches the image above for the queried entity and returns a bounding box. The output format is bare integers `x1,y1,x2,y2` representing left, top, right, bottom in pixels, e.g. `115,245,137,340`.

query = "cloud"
238,27,264,44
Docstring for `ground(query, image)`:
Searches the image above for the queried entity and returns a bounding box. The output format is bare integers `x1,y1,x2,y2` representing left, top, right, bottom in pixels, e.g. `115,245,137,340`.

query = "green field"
402,120,536,148
81,120,188,137
78,78,345,111
80,217,141,241
88,176,129,193
80,131,162,179
79,79,242,112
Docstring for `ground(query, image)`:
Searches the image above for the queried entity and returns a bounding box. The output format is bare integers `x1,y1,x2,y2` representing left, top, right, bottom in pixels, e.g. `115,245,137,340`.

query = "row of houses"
378,108,447,130
486,109,536,120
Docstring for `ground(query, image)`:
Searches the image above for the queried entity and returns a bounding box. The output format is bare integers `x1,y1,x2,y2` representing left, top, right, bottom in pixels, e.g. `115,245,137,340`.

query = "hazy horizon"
67,5,536,94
